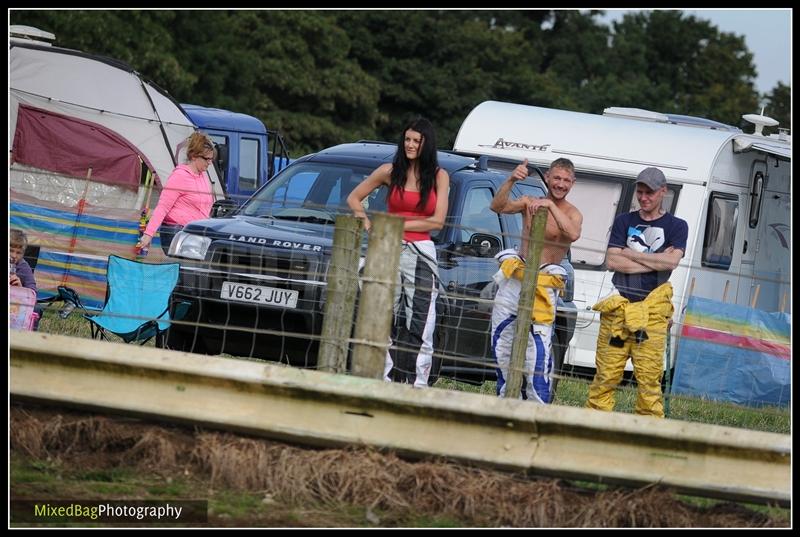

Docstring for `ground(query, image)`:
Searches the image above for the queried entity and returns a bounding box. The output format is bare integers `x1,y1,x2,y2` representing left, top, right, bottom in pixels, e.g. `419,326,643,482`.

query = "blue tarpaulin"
671,297,790,407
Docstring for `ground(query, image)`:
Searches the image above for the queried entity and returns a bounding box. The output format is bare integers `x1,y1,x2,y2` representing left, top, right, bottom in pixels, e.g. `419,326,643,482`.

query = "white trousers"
383,240,439,388
491,262,566,403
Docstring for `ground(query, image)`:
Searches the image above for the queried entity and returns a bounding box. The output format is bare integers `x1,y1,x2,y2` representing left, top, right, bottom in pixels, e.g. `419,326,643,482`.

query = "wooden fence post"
318,215,363,374
351,213,403,380
504,209,547,399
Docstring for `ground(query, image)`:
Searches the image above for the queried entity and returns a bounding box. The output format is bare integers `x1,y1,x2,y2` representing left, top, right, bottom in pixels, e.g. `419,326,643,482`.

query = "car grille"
209,243,323,283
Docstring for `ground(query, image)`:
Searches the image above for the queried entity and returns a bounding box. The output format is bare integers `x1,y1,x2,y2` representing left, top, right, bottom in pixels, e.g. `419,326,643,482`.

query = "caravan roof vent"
770,128,791,142
602,107,670,123
664,114,741,132
742,108,779,136
9,25,56,46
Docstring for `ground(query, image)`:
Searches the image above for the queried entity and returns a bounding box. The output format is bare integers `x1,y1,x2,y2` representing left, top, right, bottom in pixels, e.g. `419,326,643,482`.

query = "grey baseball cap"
635,167,667,190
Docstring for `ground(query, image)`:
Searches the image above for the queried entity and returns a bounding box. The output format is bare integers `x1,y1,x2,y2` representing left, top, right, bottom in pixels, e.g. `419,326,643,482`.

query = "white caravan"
453,101,791,374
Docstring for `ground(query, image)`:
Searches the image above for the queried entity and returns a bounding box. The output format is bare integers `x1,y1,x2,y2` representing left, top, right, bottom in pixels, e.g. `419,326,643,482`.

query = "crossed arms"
606,246,683,273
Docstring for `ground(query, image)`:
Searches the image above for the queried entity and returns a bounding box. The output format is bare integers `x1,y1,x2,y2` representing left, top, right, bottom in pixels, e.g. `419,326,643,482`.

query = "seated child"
10,228,40,329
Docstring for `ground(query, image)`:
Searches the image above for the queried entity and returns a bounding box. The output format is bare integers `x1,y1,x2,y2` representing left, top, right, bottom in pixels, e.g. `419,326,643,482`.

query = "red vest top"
387,187,437,242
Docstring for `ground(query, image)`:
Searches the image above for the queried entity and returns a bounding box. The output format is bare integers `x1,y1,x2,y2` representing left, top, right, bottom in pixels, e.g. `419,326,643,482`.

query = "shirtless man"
490,158,582,263
488,158,582,403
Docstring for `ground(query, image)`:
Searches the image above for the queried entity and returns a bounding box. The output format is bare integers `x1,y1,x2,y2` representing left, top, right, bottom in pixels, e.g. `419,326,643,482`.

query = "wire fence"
9,180,791,432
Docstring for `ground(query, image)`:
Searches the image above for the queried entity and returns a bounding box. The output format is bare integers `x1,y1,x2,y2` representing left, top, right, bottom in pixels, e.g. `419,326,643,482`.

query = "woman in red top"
347,117,450,387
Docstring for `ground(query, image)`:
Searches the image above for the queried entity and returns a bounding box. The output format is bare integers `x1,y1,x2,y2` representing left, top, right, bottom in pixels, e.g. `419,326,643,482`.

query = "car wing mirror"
211,198,238,218
468,233,501,257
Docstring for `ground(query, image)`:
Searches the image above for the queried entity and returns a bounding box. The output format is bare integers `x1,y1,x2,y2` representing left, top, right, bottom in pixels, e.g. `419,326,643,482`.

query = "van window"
564,178,623,267
460,188,502,243
430,184,454,244
516,183,544,199
509,183,547,249
239,137,260,191
209,134,227,148
209,134,228,184
702,193,738,270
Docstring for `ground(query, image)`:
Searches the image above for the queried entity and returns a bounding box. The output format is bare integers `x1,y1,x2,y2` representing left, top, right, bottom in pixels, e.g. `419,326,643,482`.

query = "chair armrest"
156,299,191,322
57,286,87,309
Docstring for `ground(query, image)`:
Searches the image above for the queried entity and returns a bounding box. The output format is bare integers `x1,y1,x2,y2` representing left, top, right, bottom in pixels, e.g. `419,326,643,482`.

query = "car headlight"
168,231,212,260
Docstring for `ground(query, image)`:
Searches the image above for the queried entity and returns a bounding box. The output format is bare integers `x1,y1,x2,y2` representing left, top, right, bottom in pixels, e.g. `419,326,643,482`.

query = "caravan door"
750,156,791,312
734,158,767,309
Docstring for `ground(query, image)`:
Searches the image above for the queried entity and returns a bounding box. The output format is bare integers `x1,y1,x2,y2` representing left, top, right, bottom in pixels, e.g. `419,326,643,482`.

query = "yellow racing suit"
586,282,674,417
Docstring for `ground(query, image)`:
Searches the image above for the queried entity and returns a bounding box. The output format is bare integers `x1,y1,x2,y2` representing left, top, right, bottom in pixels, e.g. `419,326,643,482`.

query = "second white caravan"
453,101,790,375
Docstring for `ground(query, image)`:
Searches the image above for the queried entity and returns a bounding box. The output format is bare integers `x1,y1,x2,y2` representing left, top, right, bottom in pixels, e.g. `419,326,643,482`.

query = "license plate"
220,281,299,308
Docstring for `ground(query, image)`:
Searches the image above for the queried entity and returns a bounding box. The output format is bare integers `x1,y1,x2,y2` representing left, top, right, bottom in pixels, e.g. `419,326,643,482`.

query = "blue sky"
599,9,791,96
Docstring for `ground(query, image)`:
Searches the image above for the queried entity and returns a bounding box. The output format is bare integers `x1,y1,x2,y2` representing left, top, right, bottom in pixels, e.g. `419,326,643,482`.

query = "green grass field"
433,377,790,434
34,305,790,434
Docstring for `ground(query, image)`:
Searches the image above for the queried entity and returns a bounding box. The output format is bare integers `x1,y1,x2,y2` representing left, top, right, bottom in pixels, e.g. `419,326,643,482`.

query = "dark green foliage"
10,9,787,156
761,82,790,136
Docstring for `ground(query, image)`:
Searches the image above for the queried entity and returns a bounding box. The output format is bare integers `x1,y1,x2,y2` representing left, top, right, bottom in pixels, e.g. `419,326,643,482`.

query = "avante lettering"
478,138,551,152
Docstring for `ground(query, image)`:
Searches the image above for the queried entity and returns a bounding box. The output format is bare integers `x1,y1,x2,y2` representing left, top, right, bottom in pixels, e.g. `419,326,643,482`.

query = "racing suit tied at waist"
498,257,565,326
592,282,674,344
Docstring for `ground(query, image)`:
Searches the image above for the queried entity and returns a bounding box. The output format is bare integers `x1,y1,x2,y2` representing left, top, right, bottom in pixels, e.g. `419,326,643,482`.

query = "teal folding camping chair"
82,255,182,346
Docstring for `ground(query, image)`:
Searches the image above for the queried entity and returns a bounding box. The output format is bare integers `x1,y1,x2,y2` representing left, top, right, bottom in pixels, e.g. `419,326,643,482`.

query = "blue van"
182,104,290,204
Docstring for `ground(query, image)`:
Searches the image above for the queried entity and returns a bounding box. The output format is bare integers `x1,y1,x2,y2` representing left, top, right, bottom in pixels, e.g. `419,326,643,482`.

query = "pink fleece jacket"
145,164,214,237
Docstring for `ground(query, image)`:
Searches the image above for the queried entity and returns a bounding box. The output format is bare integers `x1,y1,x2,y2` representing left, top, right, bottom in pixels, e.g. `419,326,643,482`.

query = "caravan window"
562,178,623,267
749,171,764,229
702,193,738,270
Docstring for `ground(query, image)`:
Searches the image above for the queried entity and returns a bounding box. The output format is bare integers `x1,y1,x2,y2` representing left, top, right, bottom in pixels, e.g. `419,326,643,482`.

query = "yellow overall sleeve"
499,258,565,325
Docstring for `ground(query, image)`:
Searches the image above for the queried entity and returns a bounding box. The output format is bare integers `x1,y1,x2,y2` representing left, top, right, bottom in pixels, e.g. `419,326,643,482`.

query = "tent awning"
12,104,160,188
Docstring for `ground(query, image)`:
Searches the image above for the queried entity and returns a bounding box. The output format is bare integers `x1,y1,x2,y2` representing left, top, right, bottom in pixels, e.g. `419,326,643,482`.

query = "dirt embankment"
9,405,788,528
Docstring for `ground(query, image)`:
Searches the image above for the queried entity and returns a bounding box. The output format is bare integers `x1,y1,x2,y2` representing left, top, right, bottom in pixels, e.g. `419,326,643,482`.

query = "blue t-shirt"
608,211,688,302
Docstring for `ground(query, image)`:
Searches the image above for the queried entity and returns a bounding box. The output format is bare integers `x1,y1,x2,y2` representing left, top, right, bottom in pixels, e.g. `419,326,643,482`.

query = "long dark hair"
390,116,439,210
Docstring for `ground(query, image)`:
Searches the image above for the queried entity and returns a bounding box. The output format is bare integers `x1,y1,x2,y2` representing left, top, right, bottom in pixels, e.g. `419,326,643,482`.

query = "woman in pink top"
136,132,216,253
347,117,450,387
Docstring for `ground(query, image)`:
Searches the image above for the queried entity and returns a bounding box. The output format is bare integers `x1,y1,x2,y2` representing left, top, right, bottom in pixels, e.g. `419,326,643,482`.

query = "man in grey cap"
586,167,688,418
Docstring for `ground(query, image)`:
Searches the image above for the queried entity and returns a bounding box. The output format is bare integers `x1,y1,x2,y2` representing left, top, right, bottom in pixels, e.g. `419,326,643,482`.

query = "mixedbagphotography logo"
11,500,208,525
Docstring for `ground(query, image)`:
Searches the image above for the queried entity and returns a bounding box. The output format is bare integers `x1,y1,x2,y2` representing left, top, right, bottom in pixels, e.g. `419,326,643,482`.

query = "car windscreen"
240,162,387,221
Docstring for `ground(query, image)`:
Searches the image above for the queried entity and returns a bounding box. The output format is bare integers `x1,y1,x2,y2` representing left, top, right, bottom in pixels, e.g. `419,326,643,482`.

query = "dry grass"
10,405,786,528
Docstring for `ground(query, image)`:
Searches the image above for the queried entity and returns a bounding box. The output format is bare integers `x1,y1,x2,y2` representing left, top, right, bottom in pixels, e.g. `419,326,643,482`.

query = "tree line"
10,9,791,157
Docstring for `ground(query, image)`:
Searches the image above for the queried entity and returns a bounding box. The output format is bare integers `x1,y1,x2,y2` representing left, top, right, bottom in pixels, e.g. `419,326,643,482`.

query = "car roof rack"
448,150,547,183
355,139,395,146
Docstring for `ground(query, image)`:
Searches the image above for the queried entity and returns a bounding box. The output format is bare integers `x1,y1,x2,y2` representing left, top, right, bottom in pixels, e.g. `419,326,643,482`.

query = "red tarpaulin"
12,104,149,189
